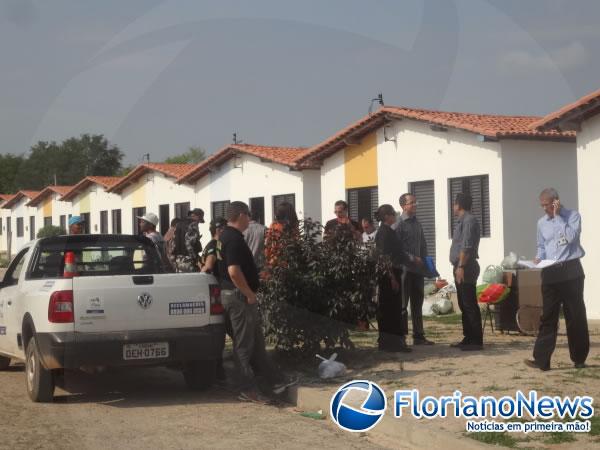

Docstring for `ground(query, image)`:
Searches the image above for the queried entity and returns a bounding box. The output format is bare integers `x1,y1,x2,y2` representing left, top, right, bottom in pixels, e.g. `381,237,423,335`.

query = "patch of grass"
483,384,505,392
511,375,522,380
466,432,518,448
424,313,462,325
590,415,600,436
542,432,576,444
566,368,600,380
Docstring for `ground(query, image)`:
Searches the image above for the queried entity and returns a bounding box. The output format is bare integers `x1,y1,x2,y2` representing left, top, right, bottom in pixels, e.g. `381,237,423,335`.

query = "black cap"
188,208,205,223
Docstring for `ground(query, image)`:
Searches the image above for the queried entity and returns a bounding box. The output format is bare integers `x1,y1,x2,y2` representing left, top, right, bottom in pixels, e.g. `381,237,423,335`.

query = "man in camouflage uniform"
183,208,205,270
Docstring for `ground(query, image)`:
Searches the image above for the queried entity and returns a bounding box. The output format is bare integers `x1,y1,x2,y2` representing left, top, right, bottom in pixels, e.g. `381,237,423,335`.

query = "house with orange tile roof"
0,194,16,255
107,164,195,235
534,87,600,319
25,186,74,234
177,144,321,239
59,176,123,235
1,190,41,254
296,105,576,282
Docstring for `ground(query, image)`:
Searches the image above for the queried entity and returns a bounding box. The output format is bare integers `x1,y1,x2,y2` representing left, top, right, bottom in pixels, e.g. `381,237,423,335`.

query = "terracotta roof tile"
2,190,41,209
297,106,575,164
178,144,314,184
108,163,195,193
86,176,123,188
532,87,600,130
27,185,75,206
60,176,123,201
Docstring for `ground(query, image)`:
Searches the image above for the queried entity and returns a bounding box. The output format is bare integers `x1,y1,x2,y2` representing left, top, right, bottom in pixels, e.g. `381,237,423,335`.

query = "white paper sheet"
517,259,556,269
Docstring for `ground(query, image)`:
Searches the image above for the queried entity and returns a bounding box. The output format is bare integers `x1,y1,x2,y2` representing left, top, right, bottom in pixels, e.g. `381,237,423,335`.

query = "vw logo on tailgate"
137,292,153,309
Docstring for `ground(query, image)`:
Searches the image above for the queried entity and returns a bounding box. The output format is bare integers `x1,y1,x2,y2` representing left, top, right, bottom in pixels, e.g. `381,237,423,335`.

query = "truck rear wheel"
0,355,10,370
25,337,55,402
183,360,217,391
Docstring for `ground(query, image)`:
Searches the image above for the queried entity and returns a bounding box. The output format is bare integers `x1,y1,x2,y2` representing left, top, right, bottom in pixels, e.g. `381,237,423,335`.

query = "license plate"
123,342,169,360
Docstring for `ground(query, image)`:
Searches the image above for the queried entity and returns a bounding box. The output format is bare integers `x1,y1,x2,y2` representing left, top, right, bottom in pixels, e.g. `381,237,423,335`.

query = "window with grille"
29,216,36,240
100,210,109,234
249,197,265,225
111,209,122,234
347,186,378,222
0,218,3,235
409,180,436,263
448,175,490,238
174,202,190,219
43,216,52,227
132,207,146,235
211,201,230,221
272,194,296,219
60,215,66,232
80,212,91,234
16,217,24,237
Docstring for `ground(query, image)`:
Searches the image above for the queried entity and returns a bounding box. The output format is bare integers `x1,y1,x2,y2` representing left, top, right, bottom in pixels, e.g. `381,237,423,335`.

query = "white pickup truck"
0,234,225,402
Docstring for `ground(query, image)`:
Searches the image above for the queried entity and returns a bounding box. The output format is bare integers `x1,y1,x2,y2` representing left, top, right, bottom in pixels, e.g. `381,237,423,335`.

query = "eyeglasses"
405,201,418,206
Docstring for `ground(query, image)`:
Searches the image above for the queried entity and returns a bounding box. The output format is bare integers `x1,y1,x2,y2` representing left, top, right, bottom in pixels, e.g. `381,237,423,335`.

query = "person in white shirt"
361,217,377,243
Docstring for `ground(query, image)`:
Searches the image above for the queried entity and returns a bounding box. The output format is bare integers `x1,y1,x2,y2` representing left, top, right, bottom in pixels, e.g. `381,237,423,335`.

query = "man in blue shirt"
525,188,589,371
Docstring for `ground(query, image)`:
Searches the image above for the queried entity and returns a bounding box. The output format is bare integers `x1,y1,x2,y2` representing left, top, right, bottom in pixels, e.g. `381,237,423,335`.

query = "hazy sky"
1,0,599,163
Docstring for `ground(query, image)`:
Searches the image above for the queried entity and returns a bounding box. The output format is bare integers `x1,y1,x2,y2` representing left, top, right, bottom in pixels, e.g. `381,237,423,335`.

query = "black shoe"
524,359,550,371
413,337,435,345
460,344,483,351
450,340,469,348
574,362,586,369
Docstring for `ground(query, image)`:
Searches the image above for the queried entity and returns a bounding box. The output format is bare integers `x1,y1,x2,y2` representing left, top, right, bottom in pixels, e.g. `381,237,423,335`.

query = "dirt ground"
292,314,600,449
0,362,389,450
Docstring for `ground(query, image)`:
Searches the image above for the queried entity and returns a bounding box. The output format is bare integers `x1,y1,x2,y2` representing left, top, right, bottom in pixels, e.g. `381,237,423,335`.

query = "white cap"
137,212,159,227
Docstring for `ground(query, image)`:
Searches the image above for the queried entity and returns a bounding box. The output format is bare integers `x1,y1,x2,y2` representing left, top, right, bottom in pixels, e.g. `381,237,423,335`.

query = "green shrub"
260,219,389,354
36,225,66,239
0,257,9,268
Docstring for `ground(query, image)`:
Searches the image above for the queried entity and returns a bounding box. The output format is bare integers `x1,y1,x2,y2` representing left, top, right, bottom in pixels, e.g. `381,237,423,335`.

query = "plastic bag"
431,297,453,315
478,284,511,304
501,252,519,270
424,283,437,297
482,265,504,284
316,353,347,379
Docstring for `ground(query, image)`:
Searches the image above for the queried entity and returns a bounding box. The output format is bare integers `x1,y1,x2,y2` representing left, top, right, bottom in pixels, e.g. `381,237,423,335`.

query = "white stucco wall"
500,139,577,260
7,197,38,252
189,154,313,246
0,205,8,254
302,169,322,223
320,150,346,225
30,192,74,234
52,193,73,230
577,113,600,319
144,172,195,234
229,155,305,223
377,119,505,282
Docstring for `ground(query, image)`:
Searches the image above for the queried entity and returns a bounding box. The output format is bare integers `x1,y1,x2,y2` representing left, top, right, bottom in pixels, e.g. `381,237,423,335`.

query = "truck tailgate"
72,273,215,332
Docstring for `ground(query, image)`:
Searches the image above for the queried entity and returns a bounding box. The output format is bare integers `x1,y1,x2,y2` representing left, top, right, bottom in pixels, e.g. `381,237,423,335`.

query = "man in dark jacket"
395,193,433,345
375,204,416,352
